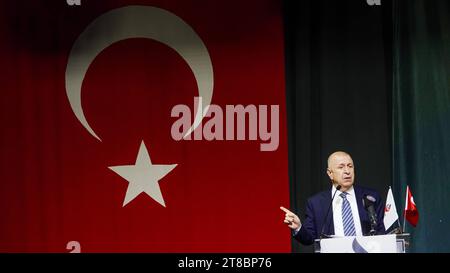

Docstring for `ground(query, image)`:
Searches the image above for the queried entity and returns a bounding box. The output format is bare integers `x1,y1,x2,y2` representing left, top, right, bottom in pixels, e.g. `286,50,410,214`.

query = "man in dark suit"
281,151,385,245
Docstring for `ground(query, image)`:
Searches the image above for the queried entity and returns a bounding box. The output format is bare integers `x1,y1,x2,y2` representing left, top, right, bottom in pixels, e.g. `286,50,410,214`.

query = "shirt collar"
331,184,355,197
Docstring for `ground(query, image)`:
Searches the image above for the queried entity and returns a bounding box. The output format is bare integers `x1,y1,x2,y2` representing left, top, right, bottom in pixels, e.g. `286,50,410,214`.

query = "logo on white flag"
383,187,399,230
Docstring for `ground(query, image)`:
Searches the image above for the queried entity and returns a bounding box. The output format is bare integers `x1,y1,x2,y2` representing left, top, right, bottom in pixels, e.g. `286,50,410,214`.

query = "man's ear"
327,168,333,180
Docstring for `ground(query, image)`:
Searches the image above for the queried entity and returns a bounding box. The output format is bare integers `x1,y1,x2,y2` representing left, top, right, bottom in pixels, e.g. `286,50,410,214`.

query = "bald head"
327,151,355,191
327,151,352,168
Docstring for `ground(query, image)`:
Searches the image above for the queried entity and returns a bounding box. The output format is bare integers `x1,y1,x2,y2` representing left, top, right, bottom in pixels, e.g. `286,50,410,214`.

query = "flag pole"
402,185,408,233
396,218,403,234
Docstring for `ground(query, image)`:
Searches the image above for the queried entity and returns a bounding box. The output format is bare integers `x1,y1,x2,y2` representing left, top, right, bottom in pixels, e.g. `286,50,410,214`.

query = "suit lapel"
322,189,335,236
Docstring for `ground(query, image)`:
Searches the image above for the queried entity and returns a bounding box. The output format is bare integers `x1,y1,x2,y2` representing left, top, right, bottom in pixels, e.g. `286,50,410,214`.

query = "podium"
314,233,410,253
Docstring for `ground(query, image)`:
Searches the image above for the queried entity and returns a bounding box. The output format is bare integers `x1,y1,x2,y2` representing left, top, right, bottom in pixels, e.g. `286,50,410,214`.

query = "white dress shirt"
332,185,363,236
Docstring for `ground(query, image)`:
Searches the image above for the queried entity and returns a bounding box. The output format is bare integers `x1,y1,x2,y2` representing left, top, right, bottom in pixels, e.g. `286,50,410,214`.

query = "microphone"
363,194,377,235
320,185,341,239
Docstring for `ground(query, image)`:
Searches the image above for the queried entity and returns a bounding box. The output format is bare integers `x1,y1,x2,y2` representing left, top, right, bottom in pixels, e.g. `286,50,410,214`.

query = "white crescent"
65,5,213,141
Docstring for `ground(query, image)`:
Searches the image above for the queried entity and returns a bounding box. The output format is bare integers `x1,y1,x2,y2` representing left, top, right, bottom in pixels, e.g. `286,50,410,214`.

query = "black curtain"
283,0,393,253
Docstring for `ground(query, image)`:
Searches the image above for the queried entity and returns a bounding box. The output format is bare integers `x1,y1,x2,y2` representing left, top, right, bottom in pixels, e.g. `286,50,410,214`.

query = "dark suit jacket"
294,185,386,245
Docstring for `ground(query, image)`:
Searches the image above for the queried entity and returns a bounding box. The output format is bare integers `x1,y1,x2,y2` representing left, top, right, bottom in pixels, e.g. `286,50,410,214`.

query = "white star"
109,141,177,207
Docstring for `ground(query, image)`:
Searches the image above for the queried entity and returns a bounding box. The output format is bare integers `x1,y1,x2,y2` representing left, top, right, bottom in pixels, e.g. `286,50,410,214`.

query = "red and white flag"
383,187,399,230
0,0,289,252
404,185,419,227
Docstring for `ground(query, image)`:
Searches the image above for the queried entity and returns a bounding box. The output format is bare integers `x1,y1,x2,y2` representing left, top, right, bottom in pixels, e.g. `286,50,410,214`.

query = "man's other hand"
280,206,301,230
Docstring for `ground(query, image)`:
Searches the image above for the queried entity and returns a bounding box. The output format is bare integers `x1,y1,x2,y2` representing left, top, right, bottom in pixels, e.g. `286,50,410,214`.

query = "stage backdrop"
0,0,290,252
393,0,450,253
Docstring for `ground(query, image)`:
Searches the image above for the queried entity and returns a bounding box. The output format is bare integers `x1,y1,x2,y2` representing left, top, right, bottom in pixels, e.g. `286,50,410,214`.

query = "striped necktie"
340,192,356,236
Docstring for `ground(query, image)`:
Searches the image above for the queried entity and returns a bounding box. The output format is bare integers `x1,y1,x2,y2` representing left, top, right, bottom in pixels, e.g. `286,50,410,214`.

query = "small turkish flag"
404,185,419,227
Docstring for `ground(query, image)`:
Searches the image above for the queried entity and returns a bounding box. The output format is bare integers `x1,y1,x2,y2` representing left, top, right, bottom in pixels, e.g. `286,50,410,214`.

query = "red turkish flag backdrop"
0,0,289,252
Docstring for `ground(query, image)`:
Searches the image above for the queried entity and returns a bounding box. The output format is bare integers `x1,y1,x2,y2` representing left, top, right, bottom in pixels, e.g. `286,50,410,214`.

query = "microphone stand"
369,224,376,236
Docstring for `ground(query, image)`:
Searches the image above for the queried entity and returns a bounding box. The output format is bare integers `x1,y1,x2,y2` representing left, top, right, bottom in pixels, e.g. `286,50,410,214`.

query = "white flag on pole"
383,187,399,230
